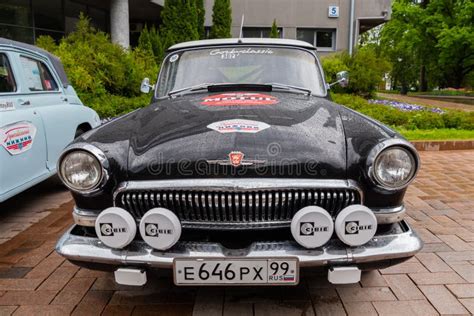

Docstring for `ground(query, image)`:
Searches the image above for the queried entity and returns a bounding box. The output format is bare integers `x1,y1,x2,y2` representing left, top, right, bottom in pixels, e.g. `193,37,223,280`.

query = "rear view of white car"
0,38,100,202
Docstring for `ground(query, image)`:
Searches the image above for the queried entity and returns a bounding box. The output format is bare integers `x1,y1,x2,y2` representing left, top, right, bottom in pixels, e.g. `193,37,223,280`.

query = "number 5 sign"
328,6,339,18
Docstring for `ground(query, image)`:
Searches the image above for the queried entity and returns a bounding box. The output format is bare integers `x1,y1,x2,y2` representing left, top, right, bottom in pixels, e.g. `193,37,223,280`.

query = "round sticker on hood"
201,93,279,106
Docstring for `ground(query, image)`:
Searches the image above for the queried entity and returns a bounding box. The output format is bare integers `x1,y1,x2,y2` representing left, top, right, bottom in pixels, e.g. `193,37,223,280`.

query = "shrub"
322,47,390,97
80,93,151,118
36,14,158,118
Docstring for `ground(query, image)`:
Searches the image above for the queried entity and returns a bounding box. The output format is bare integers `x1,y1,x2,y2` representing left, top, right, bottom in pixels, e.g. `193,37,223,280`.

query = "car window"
0,53,16,93
19,56,58,92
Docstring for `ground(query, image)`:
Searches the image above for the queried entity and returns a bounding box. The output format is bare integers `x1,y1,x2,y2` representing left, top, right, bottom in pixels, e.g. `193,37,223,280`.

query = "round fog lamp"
139,208,182,250
290,206,334,249
334,205,377,246
95,207,137,249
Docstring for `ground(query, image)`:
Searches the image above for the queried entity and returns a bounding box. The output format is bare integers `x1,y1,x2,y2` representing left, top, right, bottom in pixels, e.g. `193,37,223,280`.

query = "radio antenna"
238,14,245,42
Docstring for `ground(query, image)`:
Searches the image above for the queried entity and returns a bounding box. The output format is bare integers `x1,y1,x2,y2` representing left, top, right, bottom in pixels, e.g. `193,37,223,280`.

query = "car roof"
168,38,316,52
0,37,69,88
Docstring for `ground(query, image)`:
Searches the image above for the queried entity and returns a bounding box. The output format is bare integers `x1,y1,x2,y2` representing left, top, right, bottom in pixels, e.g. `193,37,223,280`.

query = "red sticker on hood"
201,93,279,106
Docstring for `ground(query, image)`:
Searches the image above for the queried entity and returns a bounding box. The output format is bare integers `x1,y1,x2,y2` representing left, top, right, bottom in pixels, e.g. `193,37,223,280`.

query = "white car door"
0,51,48,202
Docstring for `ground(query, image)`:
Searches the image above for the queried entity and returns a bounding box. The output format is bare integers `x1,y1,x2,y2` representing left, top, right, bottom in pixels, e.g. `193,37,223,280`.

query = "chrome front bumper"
56,220,422,269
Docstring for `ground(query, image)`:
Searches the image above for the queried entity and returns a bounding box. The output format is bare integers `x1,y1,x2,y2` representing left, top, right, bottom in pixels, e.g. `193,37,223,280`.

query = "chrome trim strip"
113,179,364,205
56,220,423,268
70,203,407,228
372,205,406,224
72,206,99,227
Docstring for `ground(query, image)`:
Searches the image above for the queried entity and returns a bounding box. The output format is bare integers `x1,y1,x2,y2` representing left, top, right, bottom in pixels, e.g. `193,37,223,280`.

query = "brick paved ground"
0,150,473,315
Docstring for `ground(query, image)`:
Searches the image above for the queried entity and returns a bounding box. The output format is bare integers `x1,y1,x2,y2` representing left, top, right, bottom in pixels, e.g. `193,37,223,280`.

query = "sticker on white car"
0,121,37,155
0,100,15,112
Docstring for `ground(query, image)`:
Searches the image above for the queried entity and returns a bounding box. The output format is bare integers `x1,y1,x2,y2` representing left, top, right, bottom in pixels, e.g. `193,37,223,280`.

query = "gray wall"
204,0,391,53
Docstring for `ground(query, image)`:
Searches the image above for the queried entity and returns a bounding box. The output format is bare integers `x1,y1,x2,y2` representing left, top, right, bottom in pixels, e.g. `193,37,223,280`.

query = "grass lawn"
397,129,474,141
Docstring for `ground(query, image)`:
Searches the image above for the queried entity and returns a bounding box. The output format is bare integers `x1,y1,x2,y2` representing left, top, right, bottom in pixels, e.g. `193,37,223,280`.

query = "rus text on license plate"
174,258,299,285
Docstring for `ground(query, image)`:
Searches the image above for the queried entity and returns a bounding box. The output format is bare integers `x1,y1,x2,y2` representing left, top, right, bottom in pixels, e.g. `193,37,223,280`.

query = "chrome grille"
114,181,362,229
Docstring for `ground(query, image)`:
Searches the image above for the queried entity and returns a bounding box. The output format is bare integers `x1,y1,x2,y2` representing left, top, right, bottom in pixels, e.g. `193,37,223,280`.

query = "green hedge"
78,93,151,118
332,93,474,131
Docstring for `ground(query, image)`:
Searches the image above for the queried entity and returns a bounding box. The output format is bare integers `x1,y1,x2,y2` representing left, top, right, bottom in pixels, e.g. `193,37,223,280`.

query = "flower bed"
368,99,444,114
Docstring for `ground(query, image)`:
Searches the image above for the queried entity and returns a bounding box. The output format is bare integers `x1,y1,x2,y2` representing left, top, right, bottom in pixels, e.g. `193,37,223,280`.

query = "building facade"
0,0,162,47
0,0,390,53
203,0,391,54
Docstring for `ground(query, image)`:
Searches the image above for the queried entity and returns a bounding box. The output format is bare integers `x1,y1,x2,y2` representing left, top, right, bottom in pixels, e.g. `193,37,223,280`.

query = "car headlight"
371,145,418,190
58,146,107,193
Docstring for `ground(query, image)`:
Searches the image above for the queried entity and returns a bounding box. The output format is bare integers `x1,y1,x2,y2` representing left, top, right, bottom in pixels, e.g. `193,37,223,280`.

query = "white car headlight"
59,150,103,192
372,146,417,189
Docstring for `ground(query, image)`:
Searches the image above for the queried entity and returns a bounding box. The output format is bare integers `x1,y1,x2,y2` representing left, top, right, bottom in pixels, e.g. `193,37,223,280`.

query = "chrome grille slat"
115,186,361,228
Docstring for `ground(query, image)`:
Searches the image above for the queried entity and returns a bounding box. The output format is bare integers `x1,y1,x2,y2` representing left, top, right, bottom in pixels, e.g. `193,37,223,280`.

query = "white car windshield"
156,46,326,97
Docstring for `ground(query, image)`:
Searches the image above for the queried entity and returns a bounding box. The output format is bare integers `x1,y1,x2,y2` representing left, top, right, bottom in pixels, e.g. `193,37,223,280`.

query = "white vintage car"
0,38,100,202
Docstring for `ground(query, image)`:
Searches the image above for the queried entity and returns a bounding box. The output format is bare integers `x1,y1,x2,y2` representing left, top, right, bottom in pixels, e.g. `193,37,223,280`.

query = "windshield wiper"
168,83,212,97
265,82,312,96
168,83,272,97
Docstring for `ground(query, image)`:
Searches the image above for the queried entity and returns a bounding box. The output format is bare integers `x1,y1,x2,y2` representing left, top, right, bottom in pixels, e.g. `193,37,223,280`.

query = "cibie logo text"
299,222,329,236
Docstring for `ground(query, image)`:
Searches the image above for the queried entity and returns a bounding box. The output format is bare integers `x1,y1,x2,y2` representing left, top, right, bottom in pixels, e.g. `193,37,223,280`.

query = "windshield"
156,46,326,97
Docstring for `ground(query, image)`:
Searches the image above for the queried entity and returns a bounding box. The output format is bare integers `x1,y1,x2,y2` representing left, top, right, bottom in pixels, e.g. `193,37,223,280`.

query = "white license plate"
174,258,299,285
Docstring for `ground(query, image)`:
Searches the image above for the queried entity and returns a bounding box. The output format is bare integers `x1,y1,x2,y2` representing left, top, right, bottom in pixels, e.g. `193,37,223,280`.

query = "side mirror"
140,78,155,94
337,71,349,87
328,71,349,89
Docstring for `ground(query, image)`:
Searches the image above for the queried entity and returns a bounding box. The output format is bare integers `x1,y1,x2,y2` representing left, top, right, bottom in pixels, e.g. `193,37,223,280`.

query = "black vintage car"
56,38,422,286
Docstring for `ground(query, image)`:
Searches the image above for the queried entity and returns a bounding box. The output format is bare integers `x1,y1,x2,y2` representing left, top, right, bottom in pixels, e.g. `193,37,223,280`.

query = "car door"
0,50,48,201
17,53,75,171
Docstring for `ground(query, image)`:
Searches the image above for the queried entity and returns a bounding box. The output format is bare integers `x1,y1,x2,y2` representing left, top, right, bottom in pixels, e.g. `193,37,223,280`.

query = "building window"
33,0,64,32
0,0,34,43
242,27,283,38
296,28,336,51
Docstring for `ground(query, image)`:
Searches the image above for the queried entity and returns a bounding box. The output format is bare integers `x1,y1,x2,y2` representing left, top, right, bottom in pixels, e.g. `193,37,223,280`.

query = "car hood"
127,91,347,179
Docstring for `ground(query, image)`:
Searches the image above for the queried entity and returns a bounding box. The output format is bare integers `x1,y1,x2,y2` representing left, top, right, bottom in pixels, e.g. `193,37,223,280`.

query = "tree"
381,0,474,91
161,0,199,46
137,25,167,64
210,0,232,39
380,0,428,93
137,25,153,52
427,0,474,88
270,19,279,38
196,0,206,39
